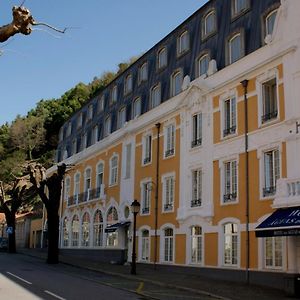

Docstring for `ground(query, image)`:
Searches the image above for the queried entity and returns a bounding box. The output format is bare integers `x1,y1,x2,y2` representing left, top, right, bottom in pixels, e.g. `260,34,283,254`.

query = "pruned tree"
29,162,66,264
0,175,35,253
0,5,66,43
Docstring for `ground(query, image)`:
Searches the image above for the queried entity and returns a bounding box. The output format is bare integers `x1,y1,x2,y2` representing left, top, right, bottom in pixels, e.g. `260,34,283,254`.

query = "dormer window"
265,9,277,36
77,113,83,129
97,95,105,113
111,86,117,104
118,107,126,129
104,116,111,137
202,10,216,39
196,53,210,77
231,0,249,18
157,47,167,69
177,30,189,56
88,104,93,120
67,122,71,136
133,97,141,118
170,70,183,97
124,74,133,95
227,31,244,65
150,84,161,109
139,62,148,84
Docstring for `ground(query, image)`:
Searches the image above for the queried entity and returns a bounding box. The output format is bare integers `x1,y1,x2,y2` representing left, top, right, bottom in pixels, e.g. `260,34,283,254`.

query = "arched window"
203,10,216,38
109,156,118,186
71,215,79,247
62,217,69,247
171,70,183,97
163,228,174,262
139,62,148,84
197,54,209,77
157,47,167,69
106,207,118,247
132,97,141,118
74,173,81,204
64,177,71,203
104,116,111,137
177,31,189,55
124,74,133,95
93,210,103,247
191,226,202,264
84,168,92,201
150,84,161,109
141,230,150,262
265,9,277,36
111,85,118,103
223,223,238,266
81,212,90,247
96,162,104,197
229,33,242,64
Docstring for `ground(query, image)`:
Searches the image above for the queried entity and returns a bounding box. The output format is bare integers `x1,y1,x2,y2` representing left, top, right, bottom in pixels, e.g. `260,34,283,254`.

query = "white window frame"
157,47,167,69
109,154,118,186
177,30,189,56
265,9,278,37
161,226,175,263
191,113,202,148
191,169,202,207
92,125,98,144
170,70,183,97
84,167,92,201
81,212,90,247
123,143,132,179
71,215,80,247
104,116,111,137
222,222,239,267
202,10,216,38
139,62,148,84
97,95,105,113
124,74,133,95
223,97,237,138
164,123,175,158
132,97,141,119
72,139,77,155
141,229,150,262
111,86,118,104
142,133,152,166
118,107,126,129
231,0,249,18
228,32,244,65
96,161,104,197
196,53,210,77
190,226,203,265
264,236,284,269
93,209,104,247
140,179,151,215
64,176,71,203
162,173,175,213
150,84,161,109
74,172,81,204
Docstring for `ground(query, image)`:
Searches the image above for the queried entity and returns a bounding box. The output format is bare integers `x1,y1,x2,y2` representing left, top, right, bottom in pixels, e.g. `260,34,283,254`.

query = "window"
228,33,243,64
82,133,87,150
264,237,283,268
118,107,126,129
124,74,133,95
104,116,111,137
263,149,280,197
197,53,209,77
261,78,278,123
141,230,150,262
88,104,93,120
191,226,202,264
142,134,152,165
77,113,83,129
72,139,77,155
191,113,202,148
97,95,105,113
81,212,90,247
106,207,118,247
150,84,161,109
163,175,175,212
265,9,277,36
164,124,175,158
224,223,238,266
74,173,80,204
158,47,167,69
133,97,141,118
141,181,151,215
71,215,79,247
177,31,189,55
223,160,237,203
171,70,183,97
111,86,118,104
191,169,202,207
231,0,249,17
139,62,148,84
64,177,71,203
163,228,174,262
93,210,103,247
223,97,237,136
92,125,98,144
84,168,92,201
62,217,69,247
96,162,104,197
124,143,132,179
67,122,71,136
202,10,216,38
109,155,118,186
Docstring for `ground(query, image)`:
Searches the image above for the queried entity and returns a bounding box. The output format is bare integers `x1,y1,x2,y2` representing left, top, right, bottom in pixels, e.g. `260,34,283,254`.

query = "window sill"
108,183,118,188
221,132,238,141
201,30,217,42
259,116,280,129
221,200,239,206
177,49,189,59
231,8,251,22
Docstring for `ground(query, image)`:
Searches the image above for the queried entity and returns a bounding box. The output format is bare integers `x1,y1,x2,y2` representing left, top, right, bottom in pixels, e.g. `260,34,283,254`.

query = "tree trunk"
46,210,59,264
6,213,16,253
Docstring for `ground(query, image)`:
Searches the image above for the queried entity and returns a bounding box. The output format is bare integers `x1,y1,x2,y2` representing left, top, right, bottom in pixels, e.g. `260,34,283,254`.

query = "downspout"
241,79,250,284
154,122,161,269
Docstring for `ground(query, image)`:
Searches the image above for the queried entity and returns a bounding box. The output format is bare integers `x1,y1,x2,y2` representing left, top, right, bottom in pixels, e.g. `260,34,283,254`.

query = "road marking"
136,282,144,293
6,272,32,285
44,290,66,300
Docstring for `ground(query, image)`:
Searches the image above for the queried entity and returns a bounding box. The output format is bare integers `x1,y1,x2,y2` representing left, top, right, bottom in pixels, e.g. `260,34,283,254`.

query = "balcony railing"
191,199,201,207
191,138,202,148
143,157,151,164
273,178,300,208
164,203,173,211
263,186,276,197
165,148,174,157
223,192,237,203
141,207,150,214
223,126,236,137
261,110,278,123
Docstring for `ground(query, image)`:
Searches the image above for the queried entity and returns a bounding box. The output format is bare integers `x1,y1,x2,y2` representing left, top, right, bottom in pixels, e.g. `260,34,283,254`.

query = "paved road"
0,253,220,300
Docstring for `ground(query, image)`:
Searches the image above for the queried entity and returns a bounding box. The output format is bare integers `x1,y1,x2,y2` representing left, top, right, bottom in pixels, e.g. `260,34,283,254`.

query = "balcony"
223,193,237,203
191,199,201,207
273,178,300,208
165,148,174,157
223,126,236,137
263,186,276,197
261,110,278,123
143,157,151,165
191,138,202,148
164,203,173,212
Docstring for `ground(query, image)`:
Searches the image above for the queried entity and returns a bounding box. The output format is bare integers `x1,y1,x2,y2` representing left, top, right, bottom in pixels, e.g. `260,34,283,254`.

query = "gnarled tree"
29,163,66,264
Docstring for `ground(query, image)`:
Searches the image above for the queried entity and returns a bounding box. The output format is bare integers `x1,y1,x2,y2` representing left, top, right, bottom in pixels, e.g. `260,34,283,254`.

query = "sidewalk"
19,248,289,300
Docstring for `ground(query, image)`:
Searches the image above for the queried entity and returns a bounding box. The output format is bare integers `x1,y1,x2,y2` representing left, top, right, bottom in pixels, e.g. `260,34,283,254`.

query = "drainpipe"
154,122,161,269
241,79,250,284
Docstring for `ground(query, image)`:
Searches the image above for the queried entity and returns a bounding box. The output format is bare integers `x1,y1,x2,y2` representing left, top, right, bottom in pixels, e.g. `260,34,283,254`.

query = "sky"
0,0,208,126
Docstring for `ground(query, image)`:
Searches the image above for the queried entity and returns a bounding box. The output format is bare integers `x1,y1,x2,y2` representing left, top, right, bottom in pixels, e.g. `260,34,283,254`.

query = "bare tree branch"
32,22,67,34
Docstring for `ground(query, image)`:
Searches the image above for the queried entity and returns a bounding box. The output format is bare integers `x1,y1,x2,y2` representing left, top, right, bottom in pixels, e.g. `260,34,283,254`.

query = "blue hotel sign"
256,207,300,237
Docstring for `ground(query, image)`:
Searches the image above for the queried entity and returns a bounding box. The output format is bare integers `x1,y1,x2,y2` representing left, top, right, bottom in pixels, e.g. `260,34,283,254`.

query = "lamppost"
130,199,140,275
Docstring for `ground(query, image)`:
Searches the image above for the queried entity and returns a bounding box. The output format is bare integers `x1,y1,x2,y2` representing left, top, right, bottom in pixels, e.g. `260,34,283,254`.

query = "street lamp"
130,199,140,275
